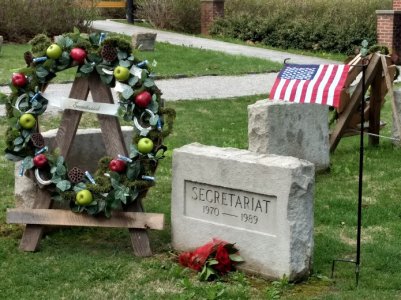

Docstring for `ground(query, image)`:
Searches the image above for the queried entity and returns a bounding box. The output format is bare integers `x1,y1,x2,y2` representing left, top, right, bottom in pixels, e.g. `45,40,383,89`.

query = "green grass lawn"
0,41,282,85
1,94,401,299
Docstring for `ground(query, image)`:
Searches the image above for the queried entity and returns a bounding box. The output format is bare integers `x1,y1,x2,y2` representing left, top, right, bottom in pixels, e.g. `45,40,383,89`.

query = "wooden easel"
7,73,163,256
330,53,401,152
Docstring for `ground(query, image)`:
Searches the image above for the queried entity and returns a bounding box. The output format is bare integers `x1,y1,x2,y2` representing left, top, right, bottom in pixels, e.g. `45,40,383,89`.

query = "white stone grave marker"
172,143,314,281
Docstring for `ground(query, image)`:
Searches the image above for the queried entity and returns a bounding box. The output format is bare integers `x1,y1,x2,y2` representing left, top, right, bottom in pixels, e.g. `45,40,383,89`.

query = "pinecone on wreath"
101,44,118,62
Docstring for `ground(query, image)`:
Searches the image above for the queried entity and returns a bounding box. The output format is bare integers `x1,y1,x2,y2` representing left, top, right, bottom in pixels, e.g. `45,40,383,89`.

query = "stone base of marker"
172,143,314,281
248,99,330,171
392,90,401,145
131,33,157,51
15,127,133,209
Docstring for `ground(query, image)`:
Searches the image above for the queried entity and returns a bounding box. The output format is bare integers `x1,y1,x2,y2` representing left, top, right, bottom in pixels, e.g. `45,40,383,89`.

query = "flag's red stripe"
269,77,282,100
333,65,350,107
289,80,301,102
279,79,291,100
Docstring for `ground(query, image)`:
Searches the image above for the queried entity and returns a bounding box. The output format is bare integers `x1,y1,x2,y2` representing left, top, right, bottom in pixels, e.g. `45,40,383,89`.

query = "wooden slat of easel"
7,209,164,230
15,73,156,256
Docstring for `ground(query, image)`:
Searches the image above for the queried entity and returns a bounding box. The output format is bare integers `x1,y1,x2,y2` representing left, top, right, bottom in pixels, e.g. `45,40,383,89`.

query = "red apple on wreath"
108,158,127,173
33,154,48,168
70,48,87,64
11,73,28,87
135,91,152,108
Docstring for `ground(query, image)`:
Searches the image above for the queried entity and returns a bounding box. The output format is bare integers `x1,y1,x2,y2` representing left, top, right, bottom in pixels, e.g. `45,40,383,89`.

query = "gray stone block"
172,143,314,281
131,33,157,51
14,127,133,208
248,99,330,171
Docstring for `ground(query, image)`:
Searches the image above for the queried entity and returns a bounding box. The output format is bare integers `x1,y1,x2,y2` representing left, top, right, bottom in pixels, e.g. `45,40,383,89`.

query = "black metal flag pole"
331,59,368,286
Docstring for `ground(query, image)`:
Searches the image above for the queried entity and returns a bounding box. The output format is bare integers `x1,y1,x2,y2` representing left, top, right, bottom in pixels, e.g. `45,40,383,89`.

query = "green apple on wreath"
3,30,175,217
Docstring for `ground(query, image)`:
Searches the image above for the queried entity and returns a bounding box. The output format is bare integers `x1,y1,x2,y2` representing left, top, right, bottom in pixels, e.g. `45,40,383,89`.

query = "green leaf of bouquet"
85,202,99,215
22,156,34,169
56,164,67,176
12,108,22,118
207,259,219,266
147,99,159,114
229,254,244,262
122,86,134,100
119,59,131,68
95,65,106,75
56,36,67,48
21,130,31,138
89,32,100,45
51,177,61,184
100,74,113,85
128,76,139,87
80,63,94,74
127,161,141,180
13,145,23,152
130,145,140,158
115,189,128,204
130,188,139,201
56,180,71,192
117,50,128,60
56,156,65,166
88,53,102,64
149,114,159,126
36,66,49,78
144,78,155,88
0,93,7,105
65,37,74,48
73,182,87,192
199,266,216,281
7,117,18,126
14,137,24,146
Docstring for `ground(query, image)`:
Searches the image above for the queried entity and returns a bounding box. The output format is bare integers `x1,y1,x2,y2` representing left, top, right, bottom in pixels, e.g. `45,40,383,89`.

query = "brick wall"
376,9,401,63
394,0,401,10
377,13,394,48
201,0,224,35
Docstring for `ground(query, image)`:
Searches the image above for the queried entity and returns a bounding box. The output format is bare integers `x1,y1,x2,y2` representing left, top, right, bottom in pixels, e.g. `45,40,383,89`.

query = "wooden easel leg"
88,73,153,256
127,199,152,257
19,189,52,251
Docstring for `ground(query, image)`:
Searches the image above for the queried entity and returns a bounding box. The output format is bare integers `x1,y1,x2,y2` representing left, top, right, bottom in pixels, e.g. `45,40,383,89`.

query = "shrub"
136,0,200,34
0,0,98,42
210,0,392,54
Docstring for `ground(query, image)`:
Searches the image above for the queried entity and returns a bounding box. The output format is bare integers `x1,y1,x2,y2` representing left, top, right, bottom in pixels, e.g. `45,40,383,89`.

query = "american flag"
269,63,349,108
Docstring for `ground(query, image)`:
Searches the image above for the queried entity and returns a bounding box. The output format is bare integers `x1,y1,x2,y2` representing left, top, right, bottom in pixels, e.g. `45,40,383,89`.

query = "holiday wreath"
3,30,175,217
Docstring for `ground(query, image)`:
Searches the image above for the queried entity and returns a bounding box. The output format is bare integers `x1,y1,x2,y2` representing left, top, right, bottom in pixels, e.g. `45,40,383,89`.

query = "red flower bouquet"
178,238,244,280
